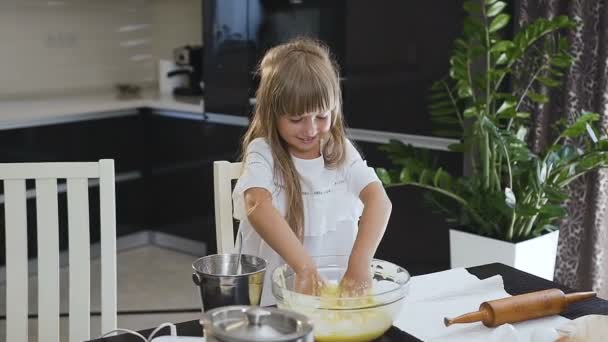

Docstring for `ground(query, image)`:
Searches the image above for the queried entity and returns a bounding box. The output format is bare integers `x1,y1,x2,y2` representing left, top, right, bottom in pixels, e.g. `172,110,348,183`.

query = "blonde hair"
241,37,348,240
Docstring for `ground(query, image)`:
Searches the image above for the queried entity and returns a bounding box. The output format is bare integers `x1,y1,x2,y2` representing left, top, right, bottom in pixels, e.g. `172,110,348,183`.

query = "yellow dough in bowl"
273,257,410,342
307,284,393,342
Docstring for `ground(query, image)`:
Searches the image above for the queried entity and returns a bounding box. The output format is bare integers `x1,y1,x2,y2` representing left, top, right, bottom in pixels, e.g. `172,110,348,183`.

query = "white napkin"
393,268,569,342
556,315,608,341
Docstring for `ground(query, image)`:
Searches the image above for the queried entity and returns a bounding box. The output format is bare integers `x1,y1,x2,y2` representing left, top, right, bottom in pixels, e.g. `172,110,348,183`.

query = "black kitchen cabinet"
0,115,146,265
0,112,248,265
0,115,144,171
0,115,145,223
141,111,246,251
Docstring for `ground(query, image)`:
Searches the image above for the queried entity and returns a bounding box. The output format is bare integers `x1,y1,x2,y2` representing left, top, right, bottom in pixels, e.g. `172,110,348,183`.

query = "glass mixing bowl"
272,255,410,342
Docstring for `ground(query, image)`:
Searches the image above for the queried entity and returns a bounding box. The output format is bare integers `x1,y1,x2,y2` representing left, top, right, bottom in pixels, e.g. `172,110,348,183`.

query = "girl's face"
277,110,332,159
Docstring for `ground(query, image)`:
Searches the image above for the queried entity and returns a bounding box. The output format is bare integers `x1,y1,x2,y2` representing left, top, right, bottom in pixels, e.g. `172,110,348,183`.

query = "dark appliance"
202,0,346,116
167,45,204,96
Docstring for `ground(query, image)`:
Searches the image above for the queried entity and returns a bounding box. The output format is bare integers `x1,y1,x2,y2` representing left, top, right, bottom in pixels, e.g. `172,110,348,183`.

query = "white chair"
213,161,243,253
1,159,117,342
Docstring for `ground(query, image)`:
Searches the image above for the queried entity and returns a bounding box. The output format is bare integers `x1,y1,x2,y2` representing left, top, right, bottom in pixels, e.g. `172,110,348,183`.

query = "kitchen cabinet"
0,111,246,265
0,115,145,265
141,110,246,252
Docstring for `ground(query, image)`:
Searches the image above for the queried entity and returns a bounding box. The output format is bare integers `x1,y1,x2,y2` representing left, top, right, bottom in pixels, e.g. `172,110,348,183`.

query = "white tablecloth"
393,268,569,342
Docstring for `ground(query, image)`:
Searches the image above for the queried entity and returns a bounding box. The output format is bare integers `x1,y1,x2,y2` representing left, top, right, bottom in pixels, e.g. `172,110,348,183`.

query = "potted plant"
376,0,608,280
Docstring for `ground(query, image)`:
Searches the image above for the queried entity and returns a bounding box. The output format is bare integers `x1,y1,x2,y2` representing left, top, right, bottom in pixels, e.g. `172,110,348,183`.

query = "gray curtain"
515,0,608,297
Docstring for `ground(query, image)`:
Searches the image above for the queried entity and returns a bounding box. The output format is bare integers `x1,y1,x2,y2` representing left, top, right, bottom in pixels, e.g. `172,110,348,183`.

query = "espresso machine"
167,45,204,96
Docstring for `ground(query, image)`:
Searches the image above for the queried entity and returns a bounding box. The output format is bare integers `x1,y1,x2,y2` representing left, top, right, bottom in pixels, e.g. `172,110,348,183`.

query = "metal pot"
192,254,266,311
201,305,314,342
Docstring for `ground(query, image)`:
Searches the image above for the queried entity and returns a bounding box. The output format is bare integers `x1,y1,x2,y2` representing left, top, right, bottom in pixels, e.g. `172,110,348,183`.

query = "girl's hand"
340,260,373,297
294,268,325,296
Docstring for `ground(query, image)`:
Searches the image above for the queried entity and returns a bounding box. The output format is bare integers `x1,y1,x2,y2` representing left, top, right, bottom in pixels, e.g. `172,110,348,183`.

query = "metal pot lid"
202,306,313,342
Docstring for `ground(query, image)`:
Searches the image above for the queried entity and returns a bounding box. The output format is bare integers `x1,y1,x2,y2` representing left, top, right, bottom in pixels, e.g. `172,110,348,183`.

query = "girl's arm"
244,187,323,295
341,181,392,294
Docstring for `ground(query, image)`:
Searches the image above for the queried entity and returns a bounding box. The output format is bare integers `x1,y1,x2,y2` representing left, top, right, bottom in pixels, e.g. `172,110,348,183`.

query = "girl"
232,38,392,305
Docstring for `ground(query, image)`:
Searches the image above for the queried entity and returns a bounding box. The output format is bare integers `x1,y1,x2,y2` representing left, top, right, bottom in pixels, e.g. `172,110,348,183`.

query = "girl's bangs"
275,64,339,117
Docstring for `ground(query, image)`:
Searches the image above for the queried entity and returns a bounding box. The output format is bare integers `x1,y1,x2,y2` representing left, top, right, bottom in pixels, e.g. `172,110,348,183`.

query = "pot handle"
192,272,202,286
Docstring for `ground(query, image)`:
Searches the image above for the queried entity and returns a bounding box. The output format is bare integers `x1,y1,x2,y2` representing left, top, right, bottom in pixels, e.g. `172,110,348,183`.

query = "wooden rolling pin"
444,289,596,328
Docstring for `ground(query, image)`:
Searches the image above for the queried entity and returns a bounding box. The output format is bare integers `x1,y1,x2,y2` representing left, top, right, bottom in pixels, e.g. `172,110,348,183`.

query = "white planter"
449,229,560,280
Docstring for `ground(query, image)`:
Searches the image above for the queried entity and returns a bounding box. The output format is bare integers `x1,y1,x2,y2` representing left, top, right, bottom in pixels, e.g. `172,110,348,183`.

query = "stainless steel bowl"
192,254,266,311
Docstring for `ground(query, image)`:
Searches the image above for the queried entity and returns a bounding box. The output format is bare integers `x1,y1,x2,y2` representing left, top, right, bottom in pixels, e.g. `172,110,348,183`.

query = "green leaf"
448,143,465,152
496,100,516,114
544,186,568,202
463,106,478,118
450,67,466,80
433,168,444,187
561,112,600,138
515,204,540,217
495,53,509,65
578,154,605,170
470,45,486,57
376,168,391,185
458,85,474,98
399,168,412,183
497,108,516,119
486,0,498,4
495,93,517,101
554,15,575,29
548,67,565,77
597,140,608,151
455,39,468,49
537,76,562,88
528,92,549,104
490,40,515,53
551,55,571,68
539,204,567,219
495,101,517,118
486,1,507,17
463,18,485,39
489,14,510,33
515,112,530,118
419,169,430,184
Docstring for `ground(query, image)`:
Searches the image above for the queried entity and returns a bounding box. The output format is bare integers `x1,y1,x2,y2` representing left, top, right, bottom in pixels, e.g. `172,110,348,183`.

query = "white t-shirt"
231,137,380,305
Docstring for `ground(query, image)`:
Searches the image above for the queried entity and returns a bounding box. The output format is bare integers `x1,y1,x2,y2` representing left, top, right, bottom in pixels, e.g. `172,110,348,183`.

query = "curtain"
515,0,608,297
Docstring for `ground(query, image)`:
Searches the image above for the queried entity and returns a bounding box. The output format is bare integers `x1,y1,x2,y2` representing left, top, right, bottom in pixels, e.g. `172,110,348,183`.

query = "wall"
0,0,202,98
151,0,202,61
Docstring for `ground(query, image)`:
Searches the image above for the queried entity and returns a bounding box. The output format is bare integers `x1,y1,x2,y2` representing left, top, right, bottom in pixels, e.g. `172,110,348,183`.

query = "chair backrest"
213,161,243,253
1,159,117,342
